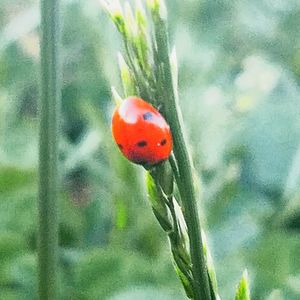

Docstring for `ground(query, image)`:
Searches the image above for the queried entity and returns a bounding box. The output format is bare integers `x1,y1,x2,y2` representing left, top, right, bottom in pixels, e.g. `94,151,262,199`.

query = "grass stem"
38,0,61,299
152,13,212,300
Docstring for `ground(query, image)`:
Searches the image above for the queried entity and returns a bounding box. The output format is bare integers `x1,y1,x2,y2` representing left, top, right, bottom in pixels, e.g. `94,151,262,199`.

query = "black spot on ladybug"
117,144,123,149
143,112,153,121
160,139,167,146
137,140,147,147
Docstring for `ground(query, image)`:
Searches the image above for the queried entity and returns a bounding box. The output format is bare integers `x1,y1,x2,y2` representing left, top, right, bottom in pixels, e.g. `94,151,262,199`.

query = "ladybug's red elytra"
112,96,173,166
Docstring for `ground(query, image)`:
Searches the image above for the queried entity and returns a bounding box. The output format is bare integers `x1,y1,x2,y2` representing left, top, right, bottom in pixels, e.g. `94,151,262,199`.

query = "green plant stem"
38,0,61,299
153,15,212,300
170,99,211,300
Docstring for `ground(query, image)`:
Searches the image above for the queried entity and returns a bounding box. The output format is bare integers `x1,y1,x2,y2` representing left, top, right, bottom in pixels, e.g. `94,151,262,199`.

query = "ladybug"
112,96,173,166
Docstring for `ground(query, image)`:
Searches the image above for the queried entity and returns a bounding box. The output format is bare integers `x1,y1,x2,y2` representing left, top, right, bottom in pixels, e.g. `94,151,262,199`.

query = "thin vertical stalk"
38,0,61,299
152,13,212,300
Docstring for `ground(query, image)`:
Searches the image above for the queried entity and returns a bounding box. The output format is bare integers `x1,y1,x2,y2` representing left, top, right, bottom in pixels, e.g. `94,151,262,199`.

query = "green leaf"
235,270,250,300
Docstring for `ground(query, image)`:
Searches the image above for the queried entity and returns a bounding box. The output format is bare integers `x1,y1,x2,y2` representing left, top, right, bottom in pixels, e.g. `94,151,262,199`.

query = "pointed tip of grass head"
243,269,249,279
135,0,146,24
111,86,123,107
117,52,137,97
241,269,249,286
99,0,121,15
235,269,251,300
99,0,127,35
147,0,167,19
135,0,146,14
98,0,109,12
124,1,134,17
117,51,131,85
124,1,138,37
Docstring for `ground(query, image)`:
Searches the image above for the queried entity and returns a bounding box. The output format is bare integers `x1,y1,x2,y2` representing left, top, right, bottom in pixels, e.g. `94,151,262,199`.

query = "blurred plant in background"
0,0,300,299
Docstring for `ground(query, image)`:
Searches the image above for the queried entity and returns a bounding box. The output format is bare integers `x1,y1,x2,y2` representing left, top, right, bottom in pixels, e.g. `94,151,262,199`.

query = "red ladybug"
112,96,173,166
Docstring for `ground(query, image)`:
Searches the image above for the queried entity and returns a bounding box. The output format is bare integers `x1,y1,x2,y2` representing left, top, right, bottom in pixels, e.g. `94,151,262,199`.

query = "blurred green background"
1,0,300,299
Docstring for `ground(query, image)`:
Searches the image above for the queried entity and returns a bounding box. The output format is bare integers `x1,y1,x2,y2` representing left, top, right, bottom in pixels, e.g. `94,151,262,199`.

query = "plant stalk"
153,14,212,300
38,0,61,299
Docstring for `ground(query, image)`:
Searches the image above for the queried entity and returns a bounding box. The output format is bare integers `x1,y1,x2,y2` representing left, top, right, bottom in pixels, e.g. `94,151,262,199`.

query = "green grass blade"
38,0,61,299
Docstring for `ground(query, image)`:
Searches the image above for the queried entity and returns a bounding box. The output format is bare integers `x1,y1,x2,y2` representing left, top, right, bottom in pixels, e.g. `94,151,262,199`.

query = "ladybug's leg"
156,104,162,112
